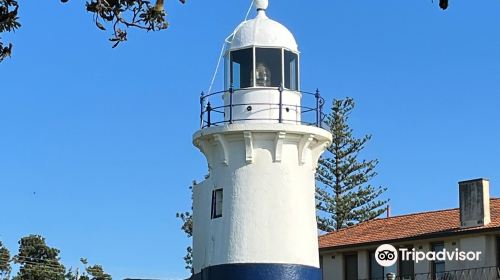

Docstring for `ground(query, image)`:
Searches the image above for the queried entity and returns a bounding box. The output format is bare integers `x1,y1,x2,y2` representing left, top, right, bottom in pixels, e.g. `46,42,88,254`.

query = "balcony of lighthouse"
199,46,326,129
199,86,326,129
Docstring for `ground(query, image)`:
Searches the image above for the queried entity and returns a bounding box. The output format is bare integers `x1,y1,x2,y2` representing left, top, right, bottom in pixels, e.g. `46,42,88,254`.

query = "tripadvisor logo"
375,244,482,267
375,244,398,267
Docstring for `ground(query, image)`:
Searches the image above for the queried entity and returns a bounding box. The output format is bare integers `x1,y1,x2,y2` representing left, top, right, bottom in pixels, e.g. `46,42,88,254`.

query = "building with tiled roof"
318,178,500,280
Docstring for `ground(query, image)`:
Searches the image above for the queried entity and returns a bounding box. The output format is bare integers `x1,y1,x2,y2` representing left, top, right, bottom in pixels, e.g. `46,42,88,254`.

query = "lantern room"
225,47,299,91
224,0,300,91
219,0,303,124
199,0,325,128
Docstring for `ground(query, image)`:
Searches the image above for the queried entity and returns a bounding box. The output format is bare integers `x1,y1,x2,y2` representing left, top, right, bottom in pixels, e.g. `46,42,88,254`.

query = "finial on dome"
254,0,269,11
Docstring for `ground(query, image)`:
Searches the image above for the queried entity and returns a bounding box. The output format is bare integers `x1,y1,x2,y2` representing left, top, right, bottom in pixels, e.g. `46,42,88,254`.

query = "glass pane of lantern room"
230,48,253,89
284,51,298,90
224,55,230,90
255,48,282,87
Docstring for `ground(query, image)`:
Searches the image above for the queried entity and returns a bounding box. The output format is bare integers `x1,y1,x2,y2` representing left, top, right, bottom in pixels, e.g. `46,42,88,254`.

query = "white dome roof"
227,10,298,52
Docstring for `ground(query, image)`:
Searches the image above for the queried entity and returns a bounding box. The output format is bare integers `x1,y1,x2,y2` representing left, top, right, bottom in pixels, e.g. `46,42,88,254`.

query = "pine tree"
176,181,194,273
316,97,388,232
13,235,66,280
66,258,112,280
0,235,111,280
84,264,112,280
0,241,11,280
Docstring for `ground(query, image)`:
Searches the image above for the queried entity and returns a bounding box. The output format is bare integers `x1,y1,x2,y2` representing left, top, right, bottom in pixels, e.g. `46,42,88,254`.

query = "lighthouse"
191,0,332,279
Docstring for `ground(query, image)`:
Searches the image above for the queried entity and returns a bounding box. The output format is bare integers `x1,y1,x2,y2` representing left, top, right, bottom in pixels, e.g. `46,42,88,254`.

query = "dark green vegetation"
0,0,186,62
176,182,194,273
0,235,111,280
0,0,19,61
316,97,388,232
0,241,11,280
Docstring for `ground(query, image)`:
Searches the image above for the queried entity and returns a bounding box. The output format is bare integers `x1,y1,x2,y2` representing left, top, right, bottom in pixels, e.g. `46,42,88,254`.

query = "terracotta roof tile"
319,198,500,250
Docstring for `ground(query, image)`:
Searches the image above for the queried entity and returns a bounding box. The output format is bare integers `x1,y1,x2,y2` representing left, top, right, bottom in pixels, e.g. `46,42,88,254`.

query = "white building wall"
485,235,497,267
443,235,497,273
192,179,210,273
222,135,318,266
458,235,496,269
357,250,369,280
321,253,343,280
193,124,331,273
413,242,430,275
193,178,230,273
443,239,460,271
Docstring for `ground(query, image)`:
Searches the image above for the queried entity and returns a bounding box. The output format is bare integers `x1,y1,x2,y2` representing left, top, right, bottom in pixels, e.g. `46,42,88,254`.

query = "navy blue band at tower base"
190,263,322,280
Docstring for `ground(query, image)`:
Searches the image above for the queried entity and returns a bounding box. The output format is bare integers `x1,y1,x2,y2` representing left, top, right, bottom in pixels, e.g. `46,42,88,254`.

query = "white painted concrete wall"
485,235,497,267
223,89,302,124
357,250,369,279
413,242,430,275
459,235,496,269
192,179,210,273
193,124,332,273
443,240,460,271
321,253,343,280
193,178,231,273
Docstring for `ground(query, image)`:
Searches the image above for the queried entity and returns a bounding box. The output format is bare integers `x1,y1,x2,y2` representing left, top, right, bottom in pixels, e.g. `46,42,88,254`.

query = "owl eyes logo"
375,244,398,267
378,250,396,261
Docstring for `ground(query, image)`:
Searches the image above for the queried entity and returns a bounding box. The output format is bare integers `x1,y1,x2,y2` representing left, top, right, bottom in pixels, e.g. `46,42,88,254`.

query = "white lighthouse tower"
191,0,332,279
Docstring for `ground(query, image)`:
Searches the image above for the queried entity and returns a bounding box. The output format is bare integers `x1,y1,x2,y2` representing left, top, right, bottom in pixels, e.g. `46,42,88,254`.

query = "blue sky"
1,0,499,279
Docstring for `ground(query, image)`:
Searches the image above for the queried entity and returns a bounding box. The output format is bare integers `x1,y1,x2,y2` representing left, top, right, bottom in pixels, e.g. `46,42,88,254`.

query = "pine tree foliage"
0,241,11,280
13,235,66,280
66,258,112,280
176,181,194,273
316,97,388,232
0,0,20,62
85,264,112,280
0,236,111,280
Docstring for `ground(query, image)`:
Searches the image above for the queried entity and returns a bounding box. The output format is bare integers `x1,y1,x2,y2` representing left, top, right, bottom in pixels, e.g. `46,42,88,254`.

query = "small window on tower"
211,189,223,219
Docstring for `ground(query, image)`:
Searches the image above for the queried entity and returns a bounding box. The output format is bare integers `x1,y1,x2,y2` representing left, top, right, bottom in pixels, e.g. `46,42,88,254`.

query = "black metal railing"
199,86,326,129
359,266,500,280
